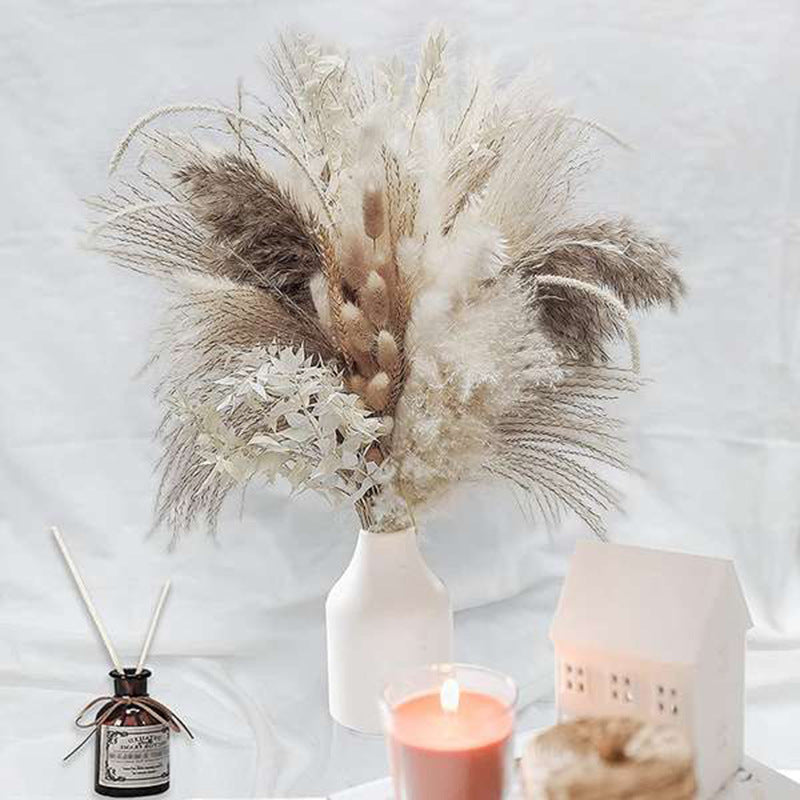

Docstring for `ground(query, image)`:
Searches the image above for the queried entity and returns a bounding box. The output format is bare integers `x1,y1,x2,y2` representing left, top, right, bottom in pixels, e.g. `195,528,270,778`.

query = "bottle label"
98,724,170,789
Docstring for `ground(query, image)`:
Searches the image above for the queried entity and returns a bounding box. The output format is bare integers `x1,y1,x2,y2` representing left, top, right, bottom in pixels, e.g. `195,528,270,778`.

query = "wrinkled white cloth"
1,1,800,798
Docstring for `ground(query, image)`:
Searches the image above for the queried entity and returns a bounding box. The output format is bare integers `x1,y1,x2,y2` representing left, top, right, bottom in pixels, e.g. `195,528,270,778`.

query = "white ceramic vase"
326,526,454,734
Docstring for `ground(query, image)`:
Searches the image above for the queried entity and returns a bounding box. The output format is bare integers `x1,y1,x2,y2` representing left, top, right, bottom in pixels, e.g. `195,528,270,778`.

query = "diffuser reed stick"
135,579,171,674
50,525,125,674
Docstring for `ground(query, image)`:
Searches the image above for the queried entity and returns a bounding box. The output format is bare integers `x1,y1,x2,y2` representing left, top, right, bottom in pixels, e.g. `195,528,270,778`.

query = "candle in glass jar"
382,665,516,800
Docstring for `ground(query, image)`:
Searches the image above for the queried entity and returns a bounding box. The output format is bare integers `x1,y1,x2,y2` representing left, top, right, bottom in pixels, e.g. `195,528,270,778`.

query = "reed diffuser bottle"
52,528,191,796
93,669,170,797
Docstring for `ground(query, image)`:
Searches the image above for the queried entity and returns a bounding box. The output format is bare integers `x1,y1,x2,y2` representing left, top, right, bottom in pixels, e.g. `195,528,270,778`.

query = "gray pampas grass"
175,153,327,309
93,30,683,537
518,219,684,362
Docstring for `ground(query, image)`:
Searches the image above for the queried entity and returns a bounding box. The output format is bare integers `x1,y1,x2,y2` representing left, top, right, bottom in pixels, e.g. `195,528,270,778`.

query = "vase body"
326,527,454,734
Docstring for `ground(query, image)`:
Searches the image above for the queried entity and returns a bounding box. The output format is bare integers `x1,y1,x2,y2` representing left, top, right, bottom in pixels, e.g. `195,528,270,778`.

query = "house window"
610,673,635,703
562,662,587,694
655,684,680,717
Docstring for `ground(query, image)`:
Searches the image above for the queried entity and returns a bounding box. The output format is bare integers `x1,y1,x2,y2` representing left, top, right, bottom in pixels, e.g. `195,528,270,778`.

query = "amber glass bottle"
94,668,170,797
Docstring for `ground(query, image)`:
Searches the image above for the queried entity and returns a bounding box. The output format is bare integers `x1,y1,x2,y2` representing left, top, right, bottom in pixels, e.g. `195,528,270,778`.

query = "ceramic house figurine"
550,540,752,799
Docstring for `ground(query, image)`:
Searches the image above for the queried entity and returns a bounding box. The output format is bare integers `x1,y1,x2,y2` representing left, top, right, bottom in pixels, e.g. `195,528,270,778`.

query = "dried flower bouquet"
91,31,683,536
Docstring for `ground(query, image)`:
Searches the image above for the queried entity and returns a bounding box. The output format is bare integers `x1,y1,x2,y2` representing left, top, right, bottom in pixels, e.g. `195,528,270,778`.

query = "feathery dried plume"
382,146,420,249
309,272,332,333
164,272,335,363
409,29,448,146
95,28,683,538
490,364,641,538
517,218,684,362
392,271,563,511
376,330,400,374
341,234,368,290
359,271,390,327
175,153,326,309
365,371,391,412
362,185,385,244
341,302,374,358
348,373,367,397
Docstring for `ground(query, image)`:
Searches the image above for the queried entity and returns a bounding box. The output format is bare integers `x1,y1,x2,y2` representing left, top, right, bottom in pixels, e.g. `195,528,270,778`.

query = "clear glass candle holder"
380,663,517,800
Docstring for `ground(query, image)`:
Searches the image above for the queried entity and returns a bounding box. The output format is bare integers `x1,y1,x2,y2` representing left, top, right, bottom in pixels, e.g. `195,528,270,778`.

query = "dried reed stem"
108,103,336,229
535,275,641,373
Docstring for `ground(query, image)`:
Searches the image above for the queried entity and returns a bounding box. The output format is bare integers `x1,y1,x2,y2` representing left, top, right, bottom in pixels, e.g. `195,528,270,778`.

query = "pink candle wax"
388,688,513,800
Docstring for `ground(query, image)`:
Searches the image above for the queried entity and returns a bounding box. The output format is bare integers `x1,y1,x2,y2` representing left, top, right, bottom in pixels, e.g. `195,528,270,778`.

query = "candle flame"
440,678,460,713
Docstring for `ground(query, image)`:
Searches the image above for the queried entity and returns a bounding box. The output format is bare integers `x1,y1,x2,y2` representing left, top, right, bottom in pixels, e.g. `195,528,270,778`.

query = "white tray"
329,757,799,800
329,730,800,800
201,733,800,800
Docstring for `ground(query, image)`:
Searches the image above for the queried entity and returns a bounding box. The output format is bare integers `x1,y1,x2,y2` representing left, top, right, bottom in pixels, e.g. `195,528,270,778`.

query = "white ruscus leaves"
193,344,392,504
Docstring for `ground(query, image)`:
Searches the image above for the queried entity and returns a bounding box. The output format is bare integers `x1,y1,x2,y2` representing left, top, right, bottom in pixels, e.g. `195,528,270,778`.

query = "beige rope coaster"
520,717,697,799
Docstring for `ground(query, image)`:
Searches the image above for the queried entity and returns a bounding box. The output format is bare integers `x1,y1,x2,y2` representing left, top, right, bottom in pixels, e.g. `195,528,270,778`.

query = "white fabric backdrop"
1,1,799,797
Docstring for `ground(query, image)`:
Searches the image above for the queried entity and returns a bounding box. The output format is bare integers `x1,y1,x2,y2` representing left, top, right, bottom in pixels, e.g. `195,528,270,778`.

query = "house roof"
550,540,753,665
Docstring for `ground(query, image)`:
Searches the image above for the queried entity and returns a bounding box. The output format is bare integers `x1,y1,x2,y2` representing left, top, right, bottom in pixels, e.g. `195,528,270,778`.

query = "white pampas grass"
393,273,563,511
409,29,448,147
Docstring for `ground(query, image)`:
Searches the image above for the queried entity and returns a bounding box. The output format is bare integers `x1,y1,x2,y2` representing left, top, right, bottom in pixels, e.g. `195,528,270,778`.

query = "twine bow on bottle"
63,695,194,761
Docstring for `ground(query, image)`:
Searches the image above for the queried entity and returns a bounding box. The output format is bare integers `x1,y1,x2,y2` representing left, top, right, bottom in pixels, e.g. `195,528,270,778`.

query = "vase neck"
349,526,424,578
359,526,416,549
359,526,415,538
